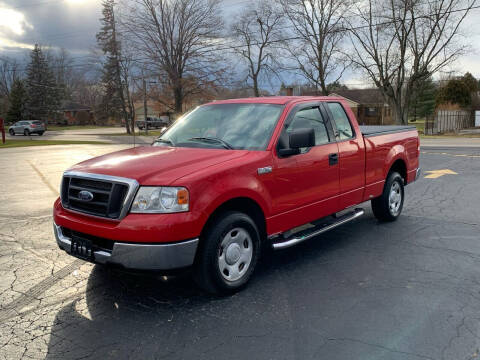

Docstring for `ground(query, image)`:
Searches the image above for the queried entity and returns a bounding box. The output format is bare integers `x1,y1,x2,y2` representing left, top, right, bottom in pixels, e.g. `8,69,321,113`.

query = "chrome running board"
272,208,365,250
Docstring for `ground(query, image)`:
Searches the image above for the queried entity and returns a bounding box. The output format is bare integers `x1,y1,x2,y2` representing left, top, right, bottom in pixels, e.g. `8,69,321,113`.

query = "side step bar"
272,208,365,250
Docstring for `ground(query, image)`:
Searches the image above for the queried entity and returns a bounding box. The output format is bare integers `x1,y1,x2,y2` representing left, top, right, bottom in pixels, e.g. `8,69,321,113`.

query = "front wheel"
193,211,261,295
8,129,14,136
371,171,404,222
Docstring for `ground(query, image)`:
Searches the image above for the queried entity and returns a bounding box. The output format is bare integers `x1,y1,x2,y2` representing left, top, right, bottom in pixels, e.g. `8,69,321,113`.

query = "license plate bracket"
70,237,94,260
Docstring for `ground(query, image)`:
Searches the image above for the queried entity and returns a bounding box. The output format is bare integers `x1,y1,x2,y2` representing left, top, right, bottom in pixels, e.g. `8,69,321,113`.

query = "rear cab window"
326,103,354,141
33,121,43,125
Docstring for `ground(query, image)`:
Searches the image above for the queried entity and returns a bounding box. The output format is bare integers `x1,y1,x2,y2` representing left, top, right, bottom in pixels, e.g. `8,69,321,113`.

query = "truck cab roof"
208,96,345,106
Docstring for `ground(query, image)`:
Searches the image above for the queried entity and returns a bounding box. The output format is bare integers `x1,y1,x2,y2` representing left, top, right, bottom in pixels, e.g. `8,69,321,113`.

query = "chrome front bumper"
54,223,199,270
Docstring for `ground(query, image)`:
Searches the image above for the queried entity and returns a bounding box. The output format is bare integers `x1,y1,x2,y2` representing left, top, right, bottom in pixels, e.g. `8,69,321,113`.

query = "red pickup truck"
53,96,420,294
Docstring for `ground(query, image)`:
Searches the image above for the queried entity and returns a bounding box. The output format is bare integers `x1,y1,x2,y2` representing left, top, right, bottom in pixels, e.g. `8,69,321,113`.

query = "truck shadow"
45,215,389,359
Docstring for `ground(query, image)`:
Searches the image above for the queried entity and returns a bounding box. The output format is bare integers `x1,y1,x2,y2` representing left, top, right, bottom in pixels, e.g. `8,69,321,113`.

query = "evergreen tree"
327,81,349,93
410,78,437,120
436,76,474,108
6,79,26,123
96,0,132,133
462,72,478,93
25,44,60,121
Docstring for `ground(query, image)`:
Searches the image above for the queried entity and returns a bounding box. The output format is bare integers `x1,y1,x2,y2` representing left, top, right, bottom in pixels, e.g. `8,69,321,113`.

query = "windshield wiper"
153,138,175,146
188,137,234,150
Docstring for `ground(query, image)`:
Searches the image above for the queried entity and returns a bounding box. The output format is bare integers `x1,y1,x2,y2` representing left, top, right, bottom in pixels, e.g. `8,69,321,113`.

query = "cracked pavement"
1,143,480,359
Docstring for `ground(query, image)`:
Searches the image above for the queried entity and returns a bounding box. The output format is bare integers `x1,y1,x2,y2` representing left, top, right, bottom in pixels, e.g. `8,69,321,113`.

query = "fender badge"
257,166,272,175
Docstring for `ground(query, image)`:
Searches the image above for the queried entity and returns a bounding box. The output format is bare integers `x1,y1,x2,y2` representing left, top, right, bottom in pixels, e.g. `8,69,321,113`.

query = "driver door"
269,104,340,233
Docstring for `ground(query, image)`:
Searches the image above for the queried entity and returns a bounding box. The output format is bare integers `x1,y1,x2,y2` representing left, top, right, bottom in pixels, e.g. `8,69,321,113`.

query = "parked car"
136,116,168,130
9,120,45,136
53,97,420,294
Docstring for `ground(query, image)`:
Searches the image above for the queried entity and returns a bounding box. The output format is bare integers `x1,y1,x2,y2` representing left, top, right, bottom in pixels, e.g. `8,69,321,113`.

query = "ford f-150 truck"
53,96,420,294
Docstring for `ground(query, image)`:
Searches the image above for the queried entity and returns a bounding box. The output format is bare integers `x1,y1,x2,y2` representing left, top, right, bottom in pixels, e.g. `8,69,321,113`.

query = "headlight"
130,186,189,213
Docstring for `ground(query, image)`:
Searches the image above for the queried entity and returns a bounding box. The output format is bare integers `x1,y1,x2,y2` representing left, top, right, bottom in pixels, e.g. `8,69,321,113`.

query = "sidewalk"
421,137,480,148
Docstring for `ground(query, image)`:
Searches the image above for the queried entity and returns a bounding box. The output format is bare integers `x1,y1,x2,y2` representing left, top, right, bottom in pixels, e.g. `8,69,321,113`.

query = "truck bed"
360,125,417,137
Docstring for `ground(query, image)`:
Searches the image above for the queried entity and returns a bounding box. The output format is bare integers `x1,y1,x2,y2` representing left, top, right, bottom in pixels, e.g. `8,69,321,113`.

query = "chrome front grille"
61,171,139,220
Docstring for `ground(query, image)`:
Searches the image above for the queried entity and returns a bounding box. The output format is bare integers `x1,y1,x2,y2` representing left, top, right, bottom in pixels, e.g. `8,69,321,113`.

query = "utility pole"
143,77,148,136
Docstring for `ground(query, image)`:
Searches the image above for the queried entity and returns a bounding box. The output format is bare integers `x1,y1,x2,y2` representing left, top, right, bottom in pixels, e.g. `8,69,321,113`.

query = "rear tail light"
31,124,36,128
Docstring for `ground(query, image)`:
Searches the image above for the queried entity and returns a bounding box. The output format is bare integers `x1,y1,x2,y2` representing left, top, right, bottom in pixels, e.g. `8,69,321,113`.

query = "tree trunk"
393,102,408,125
174,86,183,114
122,108,131,134
253,76,259,97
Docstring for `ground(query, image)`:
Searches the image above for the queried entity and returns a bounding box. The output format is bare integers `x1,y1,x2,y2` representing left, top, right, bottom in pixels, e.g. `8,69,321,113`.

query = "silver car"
8,120,46,136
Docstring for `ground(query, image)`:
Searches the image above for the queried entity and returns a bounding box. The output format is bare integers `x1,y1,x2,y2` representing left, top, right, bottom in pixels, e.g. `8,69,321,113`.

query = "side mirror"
289,128,315,148
278,128,315,157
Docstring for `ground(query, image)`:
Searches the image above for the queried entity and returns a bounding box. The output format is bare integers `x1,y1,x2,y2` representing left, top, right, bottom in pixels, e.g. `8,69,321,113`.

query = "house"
59,101,94,125
330,89,394,125
279,85,393,125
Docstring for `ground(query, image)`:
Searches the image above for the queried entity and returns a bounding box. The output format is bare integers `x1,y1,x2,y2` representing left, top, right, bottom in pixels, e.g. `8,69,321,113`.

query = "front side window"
287,107,330,146
327,102,354,140
154,103,284,150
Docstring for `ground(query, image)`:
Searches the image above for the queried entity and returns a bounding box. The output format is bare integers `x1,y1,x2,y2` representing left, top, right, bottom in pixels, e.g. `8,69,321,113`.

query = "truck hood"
68,146,248,185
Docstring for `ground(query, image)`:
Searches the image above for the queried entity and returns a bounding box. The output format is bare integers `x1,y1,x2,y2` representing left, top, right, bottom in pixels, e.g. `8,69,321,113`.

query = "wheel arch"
388,158,407,184
200,197,267,243
384,144,407,183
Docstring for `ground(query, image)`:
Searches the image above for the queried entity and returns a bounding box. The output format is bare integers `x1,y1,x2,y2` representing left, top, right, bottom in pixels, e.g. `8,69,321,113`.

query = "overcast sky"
1,0,480,90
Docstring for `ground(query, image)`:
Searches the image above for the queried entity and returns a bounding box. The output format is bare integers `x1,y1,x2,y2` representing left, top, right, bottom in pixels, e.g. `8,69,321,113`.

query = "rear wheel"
24,129,30,136
38,131,44,136
193,211,260,295
8,128,14,136
371,171,404,222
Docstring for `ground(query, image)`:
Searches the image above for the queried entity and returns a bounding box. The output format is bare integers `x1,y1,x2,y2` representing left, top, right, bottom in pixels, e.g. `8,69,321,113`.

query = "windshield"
153,103,284,150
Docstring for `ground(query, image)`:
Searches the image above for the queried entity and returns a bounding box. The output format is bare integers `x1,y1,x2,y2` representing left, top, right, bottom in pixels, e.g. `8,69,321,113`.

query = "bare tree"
119,50,136,128
347,0,476,124
280,0,351,95
0,57,22,100
47,48,85,101
76,80,104,117
230,0,284,97
121,0,224,113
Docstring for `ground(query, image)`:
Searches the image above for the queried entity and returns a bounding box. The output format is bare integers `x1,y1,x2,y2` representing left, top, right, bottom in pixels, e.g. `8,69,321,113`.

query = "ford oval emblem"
78,190,94,202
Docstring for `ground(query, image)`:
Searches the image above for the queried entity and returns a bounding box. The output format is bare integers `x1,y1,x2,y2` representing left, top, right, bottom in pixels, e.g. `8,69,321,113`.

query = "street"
6,127,156,145
1,142,480,360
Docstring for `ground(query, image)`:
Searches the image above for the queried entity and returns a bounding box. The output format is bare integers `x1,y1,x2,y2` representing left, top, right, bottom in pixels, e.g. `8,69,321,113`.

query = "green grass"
103,130,162,137
0,140,110,148
47,125,108,131
408,118,426,134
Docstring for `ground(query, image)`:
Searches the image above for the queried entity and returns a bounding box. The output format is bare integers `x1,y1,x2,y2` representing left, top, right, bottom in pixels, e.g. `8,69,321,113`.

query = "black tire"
193,211,261,295
38,131,44,136
24,129,30,136
8,129,14,136
371,171,404,222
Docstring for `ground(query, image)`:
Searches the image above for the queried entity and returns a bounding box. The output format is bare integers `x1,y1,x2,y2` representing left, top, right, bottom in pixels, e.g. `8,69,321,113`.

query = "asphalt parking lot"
1,143,480,360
